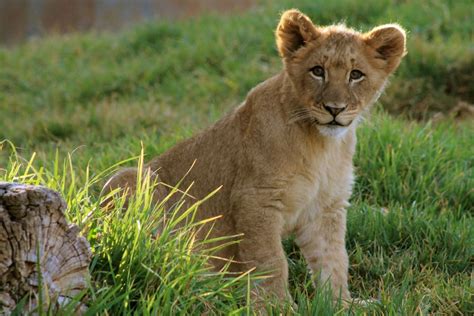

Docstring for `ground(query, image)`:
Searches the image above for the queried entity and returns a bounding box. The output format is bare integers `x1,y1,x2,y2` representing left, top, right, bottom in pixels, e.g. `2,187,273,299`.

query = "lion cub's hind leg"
100,167,139,209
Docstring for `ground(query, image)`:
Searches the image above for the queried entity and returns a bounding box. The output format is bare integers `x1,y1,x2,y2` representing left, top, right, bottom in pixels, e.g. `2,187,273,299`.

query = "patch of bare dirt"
382,60,474,122
431,101,474,123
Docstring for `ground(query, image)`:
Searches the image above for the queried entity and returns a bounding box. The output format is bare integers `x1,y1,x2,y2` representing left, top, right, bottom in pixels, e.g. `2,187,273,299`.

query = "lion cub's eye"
349,70,364,82
310,66,325,79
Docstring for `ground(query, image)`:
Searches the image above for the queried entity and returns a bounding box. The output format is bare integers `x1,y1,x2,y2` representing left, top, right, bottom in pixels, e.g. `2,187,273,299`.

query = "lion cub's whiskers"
289,108,315,124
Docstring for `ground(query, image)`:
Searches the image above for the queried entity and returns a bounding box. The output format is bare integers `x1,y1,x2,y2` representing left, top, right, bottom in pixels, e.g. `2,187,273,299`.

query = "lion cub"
103,9,406,304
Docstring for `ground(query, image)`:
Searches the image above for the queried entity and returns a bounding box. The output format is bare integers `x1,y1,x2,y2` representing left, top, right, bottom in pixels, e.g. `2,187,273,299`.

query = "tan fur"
103,9,406,305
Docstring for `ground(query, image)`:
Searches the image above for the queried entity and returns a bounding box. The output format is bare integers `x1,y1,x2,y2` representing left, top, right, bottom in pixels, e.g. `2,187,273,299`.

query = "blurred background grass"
0,0,472,314
0,0,472,165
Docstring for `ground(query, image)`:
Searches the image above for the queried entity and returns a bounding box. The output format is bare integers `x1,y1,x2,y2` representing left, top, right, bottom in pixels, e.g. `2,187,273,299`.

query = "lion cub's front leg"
234,206,292,304
295,201,351,301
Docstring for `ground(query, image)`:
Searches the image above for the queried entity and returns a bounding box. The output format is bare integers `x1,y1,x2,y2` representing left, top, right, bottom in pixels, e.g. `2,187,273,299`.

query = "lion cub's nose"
323,103,347,116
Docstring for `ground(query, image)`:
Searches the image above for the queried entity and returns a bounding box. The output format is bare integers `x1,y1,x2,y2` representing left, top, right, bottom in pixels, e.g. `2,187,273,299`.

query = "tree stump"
0,182,91,314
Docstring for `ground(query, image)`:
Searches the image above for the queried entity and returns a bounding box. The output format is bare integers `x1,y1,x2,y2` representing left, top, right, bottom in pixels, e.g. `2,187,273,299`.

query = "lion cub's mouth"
321,119,352,127
327,120,344,126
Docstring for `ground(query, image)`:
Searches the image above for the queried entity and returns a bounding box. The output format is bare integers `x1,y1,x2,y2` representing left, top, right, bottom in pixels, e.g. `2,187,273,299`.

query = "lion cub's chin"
317,125,350,138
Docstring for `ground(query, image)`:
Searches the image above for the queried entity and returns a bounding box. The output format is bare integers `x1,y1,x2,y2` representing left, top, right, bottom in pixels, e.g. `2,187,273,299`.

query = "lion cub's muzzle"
319,102,354,127
323,103,347,117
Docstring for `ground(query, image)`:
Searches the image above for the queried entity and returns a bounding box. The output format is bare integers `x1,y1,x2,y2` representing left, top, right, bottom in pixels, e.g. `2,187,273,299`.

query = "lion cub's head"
276,10,406,137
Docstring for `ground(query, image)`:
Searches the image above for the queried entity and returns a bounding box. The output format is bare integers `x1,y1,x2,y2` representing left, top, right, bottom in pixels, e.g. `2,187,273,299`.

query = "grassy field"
1,0,473,314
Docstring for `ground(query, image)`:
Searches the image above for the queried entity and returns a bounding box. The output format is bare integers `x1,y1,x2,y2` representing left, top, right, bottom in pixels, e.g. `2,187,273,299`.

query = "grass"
1,0,473,314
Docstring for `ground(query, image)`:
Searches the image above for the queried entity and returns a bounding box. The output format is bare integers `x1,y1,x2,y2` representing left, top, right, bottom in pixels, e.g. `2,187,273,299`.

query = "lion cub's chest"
280,144,354,235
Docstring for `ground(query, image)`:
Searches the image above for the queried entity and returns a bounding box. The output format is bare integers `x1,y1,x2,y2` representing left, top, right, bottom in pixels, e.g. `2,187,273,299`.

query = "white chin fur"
317,125,349,138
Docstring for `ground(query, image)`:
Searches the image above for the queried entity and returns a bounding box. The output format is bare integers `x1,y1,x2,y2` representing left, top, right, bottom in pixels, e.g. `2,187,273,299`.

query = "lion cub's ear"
276,9,320,59
364,24,407,73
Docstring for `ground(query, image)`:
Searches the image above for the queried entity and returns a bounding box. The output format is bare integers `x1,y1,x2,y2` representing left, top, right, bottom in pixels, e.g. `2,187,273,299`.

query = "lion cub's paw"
343,297,379,308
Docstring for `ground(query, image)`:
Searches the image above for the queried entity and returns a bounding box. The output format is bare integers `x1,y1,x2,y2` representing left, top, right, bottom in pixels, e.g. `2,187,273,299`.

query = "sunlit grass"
2,111,472,314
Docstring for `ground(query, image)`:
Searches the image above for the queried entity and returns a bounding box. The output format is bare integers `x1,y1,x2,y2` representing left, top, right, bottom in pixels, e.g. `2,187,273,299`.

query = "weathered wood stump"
0,182,91,314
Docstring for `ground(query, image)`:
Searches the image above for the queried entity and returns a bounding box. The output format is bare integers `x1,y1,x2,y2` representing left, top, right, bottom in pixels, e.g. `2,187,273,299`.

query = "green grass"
1,0,473,314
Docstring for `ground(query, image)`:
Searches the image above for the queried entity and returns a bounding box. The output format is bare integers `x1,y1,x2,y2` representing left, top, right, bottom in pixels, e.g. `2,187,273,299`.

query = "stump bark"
0,182,91,314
